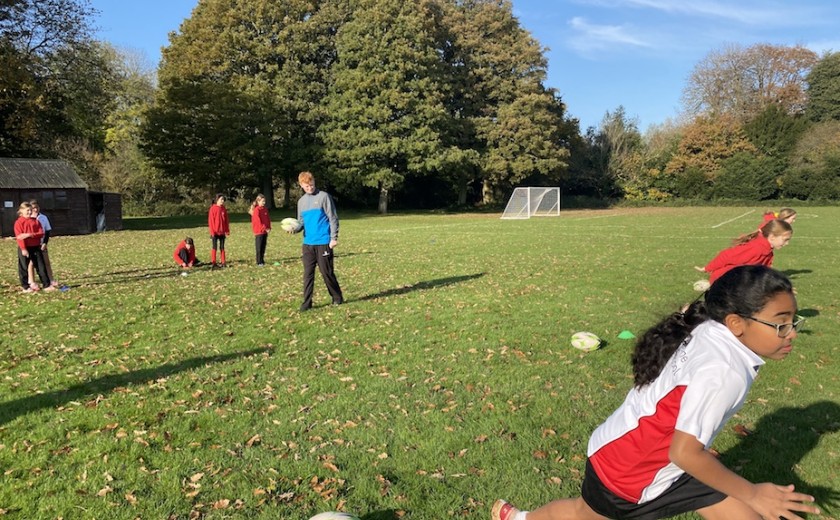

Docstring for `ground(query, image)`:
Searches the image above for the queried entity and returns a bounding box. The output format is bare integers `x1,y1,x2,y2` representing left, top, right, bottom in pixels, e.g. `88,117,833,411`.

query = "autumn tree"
805,51,840,123
682,43,817,122
665,114,757,181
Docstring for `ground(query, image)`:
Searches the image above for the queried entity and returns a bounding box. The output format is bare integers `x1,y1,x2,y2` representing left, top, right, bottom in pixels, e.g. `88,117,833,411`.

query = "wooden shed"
0,158,123,237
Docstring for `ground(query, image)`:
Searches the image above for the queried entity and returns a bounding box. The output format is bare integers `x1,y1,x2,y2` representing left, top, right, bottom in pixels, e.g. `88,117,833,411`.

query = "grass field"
1,207,838,519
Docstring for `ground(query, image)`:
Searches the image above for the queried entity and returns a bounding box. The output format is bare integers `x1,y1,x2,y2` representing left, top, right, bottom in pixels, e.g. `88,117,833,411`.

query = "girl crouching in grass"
493,265,817,520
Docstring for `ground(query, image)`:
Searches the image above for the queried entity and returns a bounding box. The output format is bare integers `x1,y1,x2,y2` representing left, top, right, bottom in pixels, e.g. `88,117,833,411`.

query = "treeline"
2,0,840,214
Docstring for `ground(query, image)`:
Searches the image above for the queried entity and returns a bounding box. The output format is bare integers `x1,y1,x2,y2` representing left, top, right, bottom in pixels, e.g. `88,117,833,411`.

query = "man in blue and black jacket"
293,171,344,311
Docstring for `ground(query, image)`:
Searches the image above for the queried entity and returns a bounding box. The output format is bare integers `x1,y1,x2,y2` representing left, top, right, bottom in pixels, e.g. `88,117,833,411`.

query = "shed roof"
0,158,88,189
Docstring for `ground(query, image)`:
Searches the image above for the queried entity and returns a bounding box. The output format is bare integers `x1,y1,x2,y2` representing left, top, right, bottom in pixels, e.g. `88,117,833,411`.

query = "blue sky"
89,0,840,132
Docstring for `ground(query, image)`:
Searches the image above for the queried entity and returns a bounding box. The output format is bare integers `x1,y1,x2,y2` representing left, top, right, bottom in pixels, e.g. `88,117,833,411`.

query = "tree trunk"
262,175,275,209
378,185,389,214
482,179,494,205
458,182,468,206
283,176,291,209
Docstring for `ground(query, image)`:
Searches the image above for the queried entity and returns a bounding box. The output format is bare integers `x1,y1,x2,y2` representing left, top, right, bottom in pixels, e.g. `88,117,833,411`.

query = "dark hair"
185,237,194,246
214,193,225,204
632,265,793,387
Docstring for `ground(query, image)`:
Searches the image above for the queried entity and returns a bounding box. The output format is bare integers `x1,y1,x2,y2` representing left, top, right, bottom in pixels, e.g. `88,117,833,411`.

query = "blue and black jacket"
297,189,339,246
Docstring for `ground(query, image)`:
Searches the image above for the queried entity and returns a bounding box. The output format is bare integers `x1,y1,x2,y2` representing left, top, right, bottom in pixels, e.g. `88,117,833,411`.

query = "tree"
805,52,840,123
0,0,103,158
146,0,340,203
96,46,176,211
780,120,840,200
319,0,452,213
665,114,757,178
682,43,818,121
445,0,570,204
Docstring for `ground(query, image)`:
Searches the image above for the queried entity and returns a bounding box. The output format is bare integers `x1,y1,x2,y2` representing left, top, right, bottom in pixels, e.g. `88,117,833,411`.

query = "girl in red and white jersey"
493,266,818,520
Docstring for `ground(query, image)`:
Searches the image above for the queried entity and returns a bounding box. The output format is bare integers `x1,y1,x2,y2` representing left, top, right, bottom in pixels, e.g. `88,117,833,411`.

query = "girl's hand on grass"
747,483,819,520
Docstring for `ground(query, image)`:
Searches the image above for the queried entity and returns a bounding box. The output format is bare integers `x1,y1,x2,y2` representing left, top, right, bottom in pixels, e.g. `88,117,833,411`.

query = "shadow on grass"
720,401,840,514
0,347,271,427
352,273,486,303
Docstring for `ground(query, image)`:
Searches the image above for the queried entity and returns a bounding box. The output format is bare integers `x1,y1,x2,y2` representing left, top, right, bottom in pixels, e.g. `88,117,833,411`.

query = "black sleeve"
43,229,51,245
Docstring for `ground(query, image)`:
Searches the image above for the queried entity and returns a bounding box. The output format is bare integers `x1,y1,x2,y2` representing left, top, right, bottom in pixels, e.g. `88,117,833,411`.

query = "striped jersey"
587,320,763,504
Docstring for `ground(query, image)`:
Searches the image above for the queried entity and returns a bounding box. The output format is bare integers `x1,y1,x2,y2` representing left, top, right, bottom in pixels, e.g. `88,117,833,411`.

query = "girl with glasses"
493,265,816,520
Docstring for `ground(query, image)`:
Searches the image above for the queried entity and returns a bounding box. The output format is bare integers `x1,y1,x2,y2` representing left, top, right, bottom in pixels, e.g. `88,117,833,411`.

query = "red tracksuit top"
208,204,230,236
251,206,271,235
704,235,773,284
14,216,44,250
173,241,196,266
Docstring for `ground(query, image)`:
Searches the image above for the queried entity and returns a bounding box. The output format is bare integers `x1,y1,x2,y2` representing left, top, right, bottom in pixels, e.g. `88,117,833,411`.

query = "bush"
780,152,840,200
672,167,712,200
713,153,779,200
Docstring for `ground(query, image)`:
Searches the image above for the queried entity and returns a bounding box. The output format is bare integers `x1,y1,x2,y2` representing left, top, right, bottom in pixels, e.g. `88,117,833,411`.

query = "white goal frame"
500,187,561,219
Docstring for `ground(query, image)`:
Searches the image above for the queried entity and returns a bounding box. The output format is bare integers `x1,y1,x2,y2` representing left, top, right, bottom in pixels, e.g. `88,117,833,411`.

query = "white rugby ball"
280,217,301,233
308,513,360,520
693,279,710,292
571,331,601,352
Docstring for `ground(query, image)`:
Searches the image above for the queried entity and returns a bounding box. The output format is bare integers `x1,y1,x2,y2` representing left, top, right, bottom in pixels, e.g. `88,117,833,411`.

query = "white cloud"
583,0,822,26
567,16,653,54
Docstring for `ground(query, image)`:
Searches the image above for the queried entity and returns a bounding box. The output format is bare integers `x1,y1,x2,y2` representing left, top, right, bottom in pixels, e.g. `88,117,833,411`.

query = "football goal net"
501,187,561,219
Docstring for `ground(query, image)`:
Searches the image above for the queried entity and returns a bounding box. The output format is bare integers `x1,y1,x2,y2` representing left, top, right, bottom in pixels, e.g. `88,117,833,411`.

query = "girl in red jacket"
173,237,199,268
760,207,796,227
14,202,53,292
248,194,271,266
701,219,792,284
207,193,230,268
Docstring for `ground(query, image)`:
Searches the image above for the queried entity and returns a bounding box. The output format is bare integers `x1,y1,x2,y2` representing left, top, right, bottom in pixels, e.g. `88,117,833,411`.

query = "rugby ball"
280,217,302,233
693,279,710,292
571,331,601,352
308,513,360,520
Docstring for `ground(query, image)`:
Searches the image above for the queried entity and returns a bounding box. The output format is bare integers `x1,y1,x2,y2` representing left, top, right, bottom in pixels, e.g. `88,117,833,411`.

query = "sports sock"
516,512,528,520
220,250,226,265
210,250,216,264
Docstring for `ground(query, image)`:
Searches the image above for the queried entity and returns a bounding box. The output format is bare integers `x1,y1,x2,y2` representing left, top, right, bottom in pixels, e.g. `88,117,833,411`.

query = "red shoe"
491,499,521,520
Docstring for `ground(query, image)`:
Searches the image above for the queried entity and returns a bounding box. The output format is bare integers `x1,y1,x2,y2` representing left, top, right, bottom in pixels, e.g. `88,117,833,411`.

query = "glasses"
742,315,805,337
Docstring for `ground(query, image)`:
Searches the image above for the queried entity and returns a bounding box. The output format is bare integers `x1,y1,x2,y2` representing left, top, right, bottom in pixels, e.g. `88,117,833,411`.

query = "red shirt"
14,216,44,250
704,235,773,284
251,205,271,235
208,204,230,236
173,241,196,266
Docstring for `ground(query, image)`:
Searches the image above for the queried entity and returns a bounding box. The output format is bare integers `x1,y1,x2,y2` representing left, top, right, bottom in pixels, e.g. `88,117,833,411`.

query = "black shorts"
581,459,726,520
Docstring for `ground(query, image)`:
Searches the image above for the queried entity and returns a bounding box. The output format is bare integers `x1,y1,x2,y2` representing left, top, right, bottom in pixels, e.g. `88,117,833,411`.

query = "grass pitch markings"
711,209,755,229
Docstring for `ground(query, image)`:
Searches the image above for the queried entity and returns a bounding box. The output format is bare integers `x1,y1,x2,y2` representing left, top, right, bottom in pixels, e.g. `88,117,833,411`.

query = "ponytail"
732,219,792,246
249,194,265,216
632,265,793,388
632,300,709,387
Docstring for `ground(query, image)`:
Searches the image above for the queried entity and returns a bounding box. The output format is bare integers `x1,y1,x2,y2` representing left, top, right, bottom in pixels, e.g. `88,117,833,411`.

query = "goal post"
500,187,561,219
